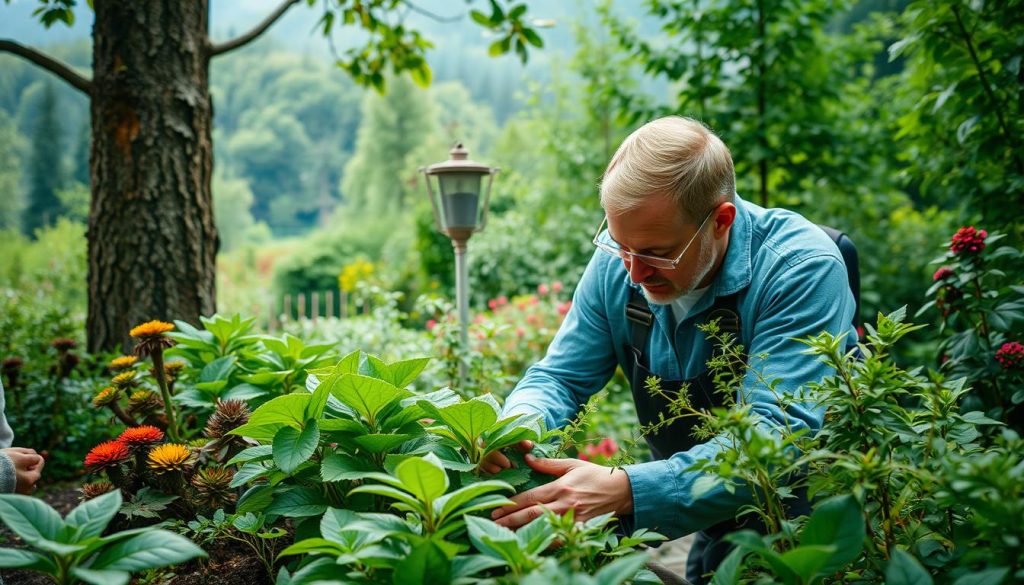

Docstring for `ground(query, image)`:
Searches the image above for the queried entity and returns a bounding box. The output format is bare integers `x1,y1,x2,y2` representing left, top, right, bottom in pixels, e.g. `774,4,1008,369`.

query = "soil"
0,483,276,585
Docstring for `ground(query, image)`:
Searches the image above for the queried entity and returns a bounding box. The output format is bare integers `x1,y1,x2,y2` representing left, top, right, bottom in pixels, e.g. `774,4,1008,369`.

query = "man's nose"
625,256,654,284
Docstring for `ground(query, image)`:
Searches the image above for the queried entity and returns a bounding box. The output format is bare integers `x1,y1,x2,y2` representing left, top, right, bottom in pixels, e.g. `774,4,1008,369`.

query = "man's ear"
712,202,737,238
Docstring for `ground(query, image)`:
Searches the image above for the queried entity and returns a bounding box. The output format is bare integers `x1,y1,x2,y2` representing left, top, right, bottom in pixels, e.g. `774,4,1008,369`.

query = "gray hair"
599,116,735,221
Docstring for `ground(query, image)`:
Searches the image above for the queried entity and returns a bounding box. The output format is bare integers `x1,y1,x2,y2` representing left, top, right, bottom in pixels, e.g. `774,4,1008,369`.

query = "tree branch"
208,0,301,58
0,39,92,96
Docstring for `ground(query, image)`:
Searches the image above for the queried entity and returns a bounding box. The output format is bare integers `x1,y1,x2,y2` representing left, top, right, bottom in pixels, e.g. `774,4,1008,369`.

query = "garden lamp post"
420,143,498,386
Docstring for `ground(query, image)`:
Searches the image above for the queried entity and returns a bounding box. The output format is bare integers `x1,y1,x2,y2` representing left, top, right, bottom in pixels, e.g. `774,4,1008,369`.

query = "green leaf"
886,550,933,585
521,27,544,48
332,374,406,424
71,568,130,585
436,480,514,522
266,487,330,518
231,393,311,439
236,485,274,515
226,445,274,466
90,529,206,571
594,552,649,585
0,548,55,571
420,396,498,453
712,546,746,585
470,9,492,27
387,357,431,388
65,489,121,540
395,454,449,505
199,356,237,383
778,545,837,583
952,569,1010,585
0,494,64,548
353,433,413,454
393,540,451,584
800,494,864,574
321,453,376,482
273,420,320,474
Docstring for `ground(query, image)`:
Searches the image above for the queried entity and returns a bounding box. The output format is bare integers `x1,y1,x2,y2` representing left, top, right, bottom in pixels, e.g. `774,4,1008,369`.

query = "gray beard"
642,230,717,305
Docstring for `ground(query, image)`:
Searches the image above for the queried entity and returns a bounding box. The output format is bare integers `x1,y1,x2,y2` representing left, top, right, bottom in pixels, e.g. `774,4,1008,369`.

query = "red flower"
84,441,130,472
426,319,437,331
557,301,572,316
933,267,954,281
995,342,1024,370
552,281,564,293
515,326,526,337
498,296,508,306
488,299,498,310
950,226,987,255
538,283,550,295
117,425,165,448
597,437,619,457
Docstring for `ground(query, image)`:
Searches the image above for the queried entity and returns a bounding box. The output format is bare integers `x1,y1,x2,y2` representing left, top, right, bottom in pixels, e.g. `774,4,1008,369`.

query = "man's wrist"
614,467,634,515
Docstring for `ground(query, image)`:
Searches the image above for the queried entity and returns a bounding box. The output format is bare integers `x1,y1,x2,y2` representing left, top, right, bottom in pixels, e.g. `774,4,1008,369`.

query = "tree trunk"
88,0,217,352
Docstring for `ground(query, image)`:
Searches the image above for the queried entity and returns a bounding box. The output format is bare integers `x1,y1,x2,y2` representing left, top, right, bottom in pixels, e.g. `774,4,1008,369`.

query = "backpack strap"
625,288,745,372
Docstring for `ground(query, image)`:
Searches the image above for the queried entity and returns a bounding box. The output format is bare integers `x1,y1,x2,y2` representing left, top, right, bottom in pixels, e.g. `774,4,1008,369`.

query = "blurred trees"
24,83,64,235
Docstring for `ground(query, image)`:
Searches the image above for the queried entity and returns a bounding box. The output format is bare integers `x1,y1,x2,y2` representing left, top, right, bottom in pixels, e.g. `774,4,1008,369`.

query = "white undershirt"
670,286,711,325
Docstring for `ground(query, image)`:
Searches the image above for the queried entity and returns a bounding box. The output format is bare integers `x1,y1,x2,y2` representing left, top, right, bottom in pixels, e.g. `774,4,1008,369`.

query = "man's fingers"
494,502,570,529
480,462,502,475
517,440,534,452
492,482,558,519
491,451,512,469
524,455,578,476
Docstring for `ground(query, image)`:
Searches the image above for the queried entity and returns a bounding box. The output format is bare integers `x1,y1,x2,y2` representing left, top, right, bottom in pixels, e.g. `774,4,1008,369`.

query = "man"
486,116,856,583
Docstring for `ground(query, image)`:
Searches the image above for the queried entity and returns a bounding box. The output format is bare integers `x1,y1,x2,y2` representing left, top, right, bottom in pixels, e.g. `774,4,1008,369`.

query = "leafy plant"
0,490,205,585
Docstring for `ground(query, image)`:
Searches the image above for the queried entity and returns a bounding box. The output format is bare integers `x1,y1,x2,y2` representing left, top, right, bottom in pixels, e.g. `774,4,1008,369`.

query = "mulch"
0,483,275,585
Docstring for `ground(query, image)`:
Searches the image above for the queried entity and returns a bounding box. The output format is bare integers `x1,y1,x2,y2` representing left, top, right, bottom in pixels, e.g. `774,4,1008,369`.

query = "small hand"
490,455,633,529
3,447,45,495
479,440,533,475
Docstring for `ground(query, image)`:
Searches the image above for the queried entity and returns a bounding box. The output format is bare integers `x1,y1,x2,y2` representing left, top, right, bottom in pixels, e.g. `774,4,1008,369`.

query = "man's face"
605,195,719,304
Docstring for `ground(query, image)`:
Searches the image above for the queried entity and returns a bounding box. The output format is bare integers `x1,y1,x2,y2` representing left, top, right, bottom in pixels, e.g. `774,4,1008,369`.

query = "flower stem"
151,349,180,442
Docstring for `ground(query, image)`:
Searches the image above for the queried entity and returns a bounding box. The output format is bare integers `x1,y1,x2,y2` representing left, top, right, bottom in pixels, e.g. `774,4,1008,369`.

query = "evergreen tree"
340,74,435,215
23,83,64,236
0,110,25,230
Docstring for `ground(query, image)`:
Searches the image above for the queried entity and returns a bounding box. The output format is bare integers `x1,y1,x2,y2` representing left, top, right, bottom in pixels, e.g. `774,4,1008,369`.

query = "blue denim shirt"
502,195,857,539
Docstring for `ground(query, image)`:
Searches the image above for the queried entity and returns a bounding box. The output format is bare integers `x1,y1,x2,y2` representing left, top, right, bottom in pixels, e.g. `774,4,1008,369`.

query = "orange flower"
130,320,175,338
147,443,193,474
117,425,165,448
109,356,138,370
84,441,130,471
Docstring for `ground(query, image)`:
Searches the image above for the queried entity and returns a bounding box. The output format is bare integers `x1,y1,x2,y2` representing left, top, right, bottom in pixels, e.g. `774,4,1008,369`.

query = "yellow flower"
147,443,193,474
109,356,138,370
92,386,119,407
111,371,137,388
130,320,175,338
338,258,375,293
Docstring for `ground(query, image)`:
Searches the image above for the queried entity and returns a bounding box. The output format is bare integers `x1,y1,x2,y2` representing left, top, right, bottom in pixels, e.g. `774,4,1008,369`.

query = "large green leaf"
273,420,320,474
594,552,649,585
226,445,274,466
420,397,499,453
386,357,431,388
321,453,376,482
465,515,517,558
265,487,330,518
800,494,864,574
71,568,130,585
199,356,237,383
230,393,311,438
0,548,55,571
952,569,1010,585
712,546,747,585
0,494,64,549
236,484,274,514
89,529,206,571
778,545,837,584
885,550,934,585
331,374,406,424
348,484,422,512
393,540,451,585
395,454,448,505
353,433,413,454
435,480,514,523
65,489,121,540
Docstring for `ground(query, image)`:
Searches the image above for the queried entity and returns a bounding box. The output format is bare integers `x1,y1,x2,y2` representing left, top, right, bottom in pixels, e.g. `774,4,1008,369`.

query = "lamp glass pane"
438,173,482,229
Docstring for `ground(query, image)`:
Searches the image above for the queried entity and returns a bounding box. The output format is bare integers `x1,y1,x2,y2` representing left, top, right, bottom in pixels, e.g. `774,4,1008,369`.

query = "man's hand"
490,454,633,529
3,447,45,495
479,440,533,475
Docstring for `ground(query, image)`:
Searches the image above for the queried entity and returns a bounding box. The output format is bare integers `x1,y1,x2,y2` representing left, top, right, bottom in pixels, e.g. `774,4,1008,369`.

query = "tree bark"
88,0,218,352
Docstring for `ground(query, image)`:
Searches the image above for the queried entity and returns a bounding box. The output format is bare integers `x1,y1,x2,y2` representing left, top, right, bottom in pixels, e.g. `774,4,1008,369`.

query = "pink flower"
515,326,526,337
488,299,498,310
950,226,987,255
552,281,564,293
529,295,539,306
856,326,864,338
597,437,619,457
426,319,437,331
995,341,1024,370
557,301,572,316
498,296,508,306
526,314,540,325
933,267,954,281
538,283,550,295
578,451,590,462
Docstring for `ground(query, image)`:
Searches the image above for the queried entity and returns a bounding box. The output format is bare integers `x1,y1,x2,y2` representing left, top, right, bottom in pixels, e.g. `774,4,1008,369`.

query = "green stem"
151,349,180,442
